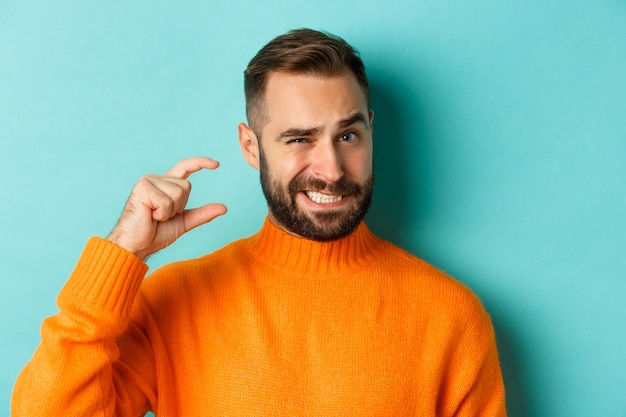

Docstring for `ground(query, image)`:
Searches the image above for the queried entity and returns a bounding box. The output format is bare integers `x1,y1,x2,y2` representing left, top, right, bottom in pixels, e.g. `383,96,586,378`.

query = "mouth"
304,190,344,204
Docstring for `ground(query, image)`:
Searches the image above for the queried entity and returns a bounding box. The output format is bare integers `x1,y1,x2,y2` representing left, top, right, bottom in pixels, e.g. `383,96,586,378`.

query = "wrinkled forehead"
262,71,368,126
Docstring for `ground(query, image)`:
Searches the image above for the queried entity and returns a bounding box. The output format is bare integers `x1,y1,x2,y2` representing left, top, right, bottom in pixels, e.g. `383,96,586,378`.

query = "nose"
311,141,344,183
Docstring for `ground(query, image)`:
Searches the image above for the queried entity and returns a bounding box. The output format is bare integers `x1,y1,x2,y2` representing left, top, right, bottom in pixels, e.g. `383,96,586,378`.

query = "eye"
339,132,358,142
287,138,308,144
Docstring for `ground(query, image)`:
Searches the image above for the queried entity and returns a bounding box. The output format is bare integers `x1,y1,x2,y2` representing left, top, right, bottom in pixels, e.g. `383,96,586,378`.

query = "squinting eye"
289,138,308,144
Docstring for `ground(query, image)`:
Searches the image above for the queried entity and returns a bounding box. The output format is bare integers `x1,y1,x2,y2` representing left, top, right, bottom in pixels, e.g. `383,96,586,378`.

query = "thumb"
183,203,228,233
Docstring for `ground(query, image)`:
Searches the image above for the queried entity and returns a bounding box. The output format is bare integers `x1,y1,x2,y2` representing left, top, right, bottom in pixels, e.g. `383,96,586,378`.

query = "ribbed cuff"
57,237,149,328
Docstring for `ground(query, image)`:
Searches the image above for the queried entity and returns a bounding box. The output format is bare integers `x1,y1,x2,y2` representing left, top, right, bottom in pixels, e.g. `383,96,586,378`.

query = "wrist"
106,231,149,261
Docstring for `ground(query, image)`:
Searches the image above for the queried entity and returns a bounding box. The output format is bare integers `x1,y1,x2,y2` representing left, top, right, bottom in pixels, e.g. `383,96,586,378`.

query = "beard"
259,148,373,242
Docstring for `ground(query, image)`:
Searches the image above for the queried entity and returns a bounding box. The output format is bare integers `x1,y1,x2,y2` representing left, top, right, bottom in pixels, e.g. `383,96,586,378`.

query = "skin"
107,157,227,260
107,70,373,259
238,71,374,239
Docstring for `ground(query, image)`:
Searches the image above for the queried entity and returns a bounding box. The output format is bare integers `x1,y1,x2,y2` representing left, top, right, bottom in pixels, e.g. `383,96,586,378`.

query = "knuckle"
136,174,155,189
181,180,192,195
174,180,191,198
163,197,175,212
170,185,185,202
140,173,157,181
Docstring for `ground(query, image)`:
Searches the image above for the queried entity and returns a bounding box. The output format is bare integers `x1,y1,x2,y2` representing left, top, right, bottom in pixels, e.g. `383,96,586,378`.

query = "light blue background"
1,1,624,416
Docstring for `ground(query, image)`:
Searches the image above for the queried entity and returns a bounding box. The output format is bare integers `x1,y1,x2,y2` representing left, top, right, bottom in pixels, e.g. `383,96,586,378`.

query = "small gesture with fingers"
107,157,228,260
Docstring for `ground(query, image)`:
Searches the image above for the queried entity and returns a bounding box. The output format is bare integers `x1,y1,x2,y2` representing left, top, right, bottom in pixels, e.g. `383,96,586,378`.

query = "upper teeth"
306,191,343,204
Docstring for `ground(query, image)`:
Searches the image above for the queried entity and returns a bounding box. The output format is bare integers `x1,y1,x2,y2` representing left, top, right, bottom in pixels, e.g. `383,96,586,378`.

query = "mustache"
288,175,362,196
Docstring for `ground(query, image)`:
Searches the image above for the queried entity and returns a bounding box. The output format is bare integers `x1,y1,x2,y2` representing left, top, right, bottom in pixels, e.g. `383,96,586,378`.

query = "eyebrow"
277,126,322,140
337,112,368,129
276,112,369,141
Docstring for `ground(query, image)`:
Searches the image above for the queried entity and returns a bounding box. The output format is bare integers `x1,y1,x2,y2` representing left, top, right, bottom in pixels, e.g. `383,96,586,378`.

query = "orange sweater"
13,219,506,416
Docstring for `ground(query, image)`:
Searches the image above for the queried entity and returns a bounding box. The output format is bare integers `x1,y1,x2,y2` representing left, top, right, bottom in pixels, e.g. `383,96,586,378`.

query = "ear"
369,110,374,127
238,122,260,170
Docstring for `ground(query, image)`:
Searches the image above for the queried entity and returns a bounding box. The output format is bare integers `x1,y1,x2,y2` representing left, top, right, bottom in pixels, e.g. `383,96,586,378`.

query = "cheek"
344,147,373,179
268,151,310,183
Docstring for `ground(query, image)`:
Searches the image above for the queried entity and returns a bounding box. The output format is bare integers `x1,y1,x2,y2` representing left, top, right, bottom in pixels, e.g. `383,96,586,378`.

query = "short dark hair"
244,28,369,134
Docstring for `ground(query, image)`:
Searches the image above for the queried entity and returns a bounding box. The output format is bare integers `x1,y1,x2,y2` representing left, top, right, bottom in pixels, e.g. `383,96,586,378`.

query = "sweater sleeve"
442,295,507,417
11,237,154,417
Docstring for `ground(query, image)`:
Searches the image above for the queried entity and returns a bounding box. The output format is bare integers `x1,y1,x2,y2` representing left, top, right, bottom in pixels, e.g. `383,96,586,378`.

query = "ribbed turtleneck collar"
247,218,383,278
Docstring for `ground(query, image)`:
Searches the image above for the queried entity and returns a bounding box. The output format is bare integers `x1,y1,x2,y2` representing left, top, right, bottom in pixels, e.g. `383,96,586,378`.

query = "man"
13,29,506,416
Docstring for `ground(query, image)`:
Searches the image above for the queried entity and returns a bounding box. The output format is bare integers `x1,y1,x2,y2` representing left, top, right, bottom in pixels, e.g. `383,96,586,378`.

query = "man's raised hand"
107,157,227,260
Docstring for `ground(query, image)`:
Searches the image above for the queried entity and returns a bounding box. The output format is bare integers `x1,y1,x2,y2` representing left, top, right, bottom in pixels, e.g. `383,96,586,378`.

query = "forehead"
262,71,369,132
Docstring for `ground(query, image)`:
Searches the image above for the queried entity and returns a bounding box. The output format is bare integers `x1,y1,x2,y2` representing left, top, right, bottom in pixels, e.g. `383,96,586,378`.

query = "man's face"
255,71,374,241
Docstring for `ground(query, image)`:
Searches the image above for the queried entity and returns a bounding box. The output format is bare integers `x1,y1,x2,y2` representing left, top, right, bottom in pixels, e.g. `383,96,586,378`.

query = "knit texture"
12,219,506,416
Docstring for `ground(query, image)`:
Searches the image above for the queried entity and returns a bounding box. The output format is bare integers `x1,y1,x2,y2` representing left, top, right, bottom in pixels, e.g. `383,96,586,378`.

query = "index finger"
164,156,221,179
